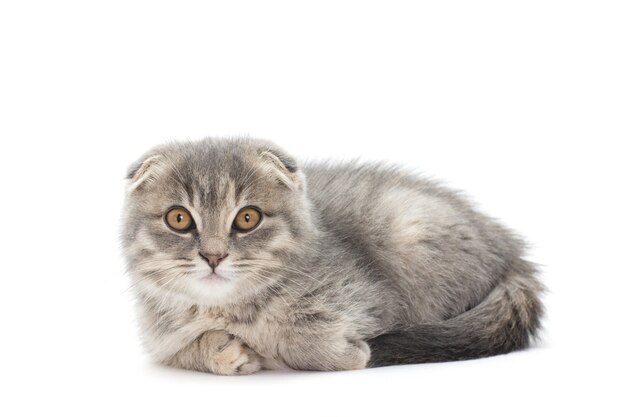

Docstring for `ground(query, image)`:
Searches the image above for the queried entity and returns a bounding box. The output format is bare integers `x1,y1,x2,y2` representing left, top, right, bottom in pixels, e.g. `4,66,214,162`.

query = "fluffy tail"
367,271,544,367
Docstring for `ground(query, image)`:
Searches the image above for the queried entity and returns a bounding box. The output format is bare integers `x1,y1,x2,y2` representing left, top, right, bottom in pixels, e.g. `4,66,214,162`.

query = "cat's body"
122,138,543,374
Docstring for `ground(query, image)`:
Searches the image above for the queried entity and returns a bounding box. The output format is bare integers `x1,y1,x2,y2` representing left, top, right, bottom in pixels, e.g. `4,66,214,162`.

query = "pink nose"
199,252,229,270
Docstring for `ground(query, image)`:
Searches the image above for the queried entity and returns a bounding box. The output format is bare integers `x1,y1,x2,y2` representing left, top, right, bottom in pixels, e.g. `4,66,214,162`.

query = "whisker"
240,267,326,305
124,265,196,294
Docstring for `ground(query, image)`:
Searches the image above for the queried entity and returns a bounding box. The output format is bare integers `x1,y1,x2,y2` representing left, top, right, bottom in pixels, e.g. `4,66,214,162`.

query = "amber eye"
165,207,194,232
233,206,262,232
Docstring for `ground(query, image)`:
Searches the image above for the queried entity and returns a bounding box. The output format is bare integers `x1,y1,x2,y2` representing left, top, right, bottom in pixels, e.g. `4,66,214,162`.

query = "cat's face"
122,139,313,306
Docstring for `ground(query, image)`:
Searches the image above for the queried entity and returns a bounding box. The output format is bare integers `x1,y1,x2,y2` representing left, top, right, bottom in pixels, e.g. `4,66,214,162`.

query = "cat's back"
302,162,519,321
302,161,468,230
302,161,517,258
301,161,476,265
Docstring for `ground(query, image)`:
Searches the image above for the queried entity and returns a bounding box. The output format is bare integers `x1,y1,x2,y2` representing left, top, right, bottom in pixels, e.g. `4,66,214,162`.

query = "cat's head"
122,138,315,307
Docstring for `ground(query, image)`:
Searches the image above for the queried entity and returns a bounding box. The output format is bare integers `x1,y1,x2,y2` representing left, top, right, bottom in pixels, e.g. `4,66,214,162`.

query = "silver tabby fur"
121,138,543,374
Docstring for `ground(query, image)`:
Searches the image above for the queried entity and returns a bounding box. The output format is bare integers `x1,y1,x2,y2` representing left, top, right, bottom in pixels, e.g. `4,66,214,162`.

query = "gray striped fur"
121,138,543,374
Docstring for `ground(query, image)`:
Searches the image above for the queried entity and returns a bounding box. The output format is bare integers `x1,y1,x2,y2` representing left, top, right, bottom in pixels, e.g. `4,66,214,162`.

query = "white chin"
186,274,238,306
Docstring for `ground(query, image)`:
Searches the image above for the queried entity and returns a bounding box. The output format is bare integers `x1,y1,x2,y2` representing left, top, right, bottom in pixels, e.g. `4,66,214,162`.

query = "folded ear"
259,148,304,191
126,153,167,191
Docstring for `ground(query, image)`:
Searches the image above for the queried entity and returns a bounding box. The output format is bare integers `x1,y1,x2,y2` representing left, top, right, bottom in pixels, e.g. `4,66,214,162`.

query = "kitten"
121,138,543,374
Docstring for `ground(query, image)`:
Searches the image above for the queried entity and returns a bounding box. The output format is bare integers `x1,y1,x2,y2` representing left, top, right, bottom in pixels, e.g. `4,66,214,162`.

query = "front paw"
210,338,262,375
343,340,371,370
281,337,371,371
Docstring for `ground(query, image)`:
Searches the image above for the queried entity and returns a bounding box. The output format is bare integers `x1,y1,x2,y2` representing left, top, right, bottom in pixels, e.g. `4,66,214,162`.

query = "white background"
1,1,624,416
